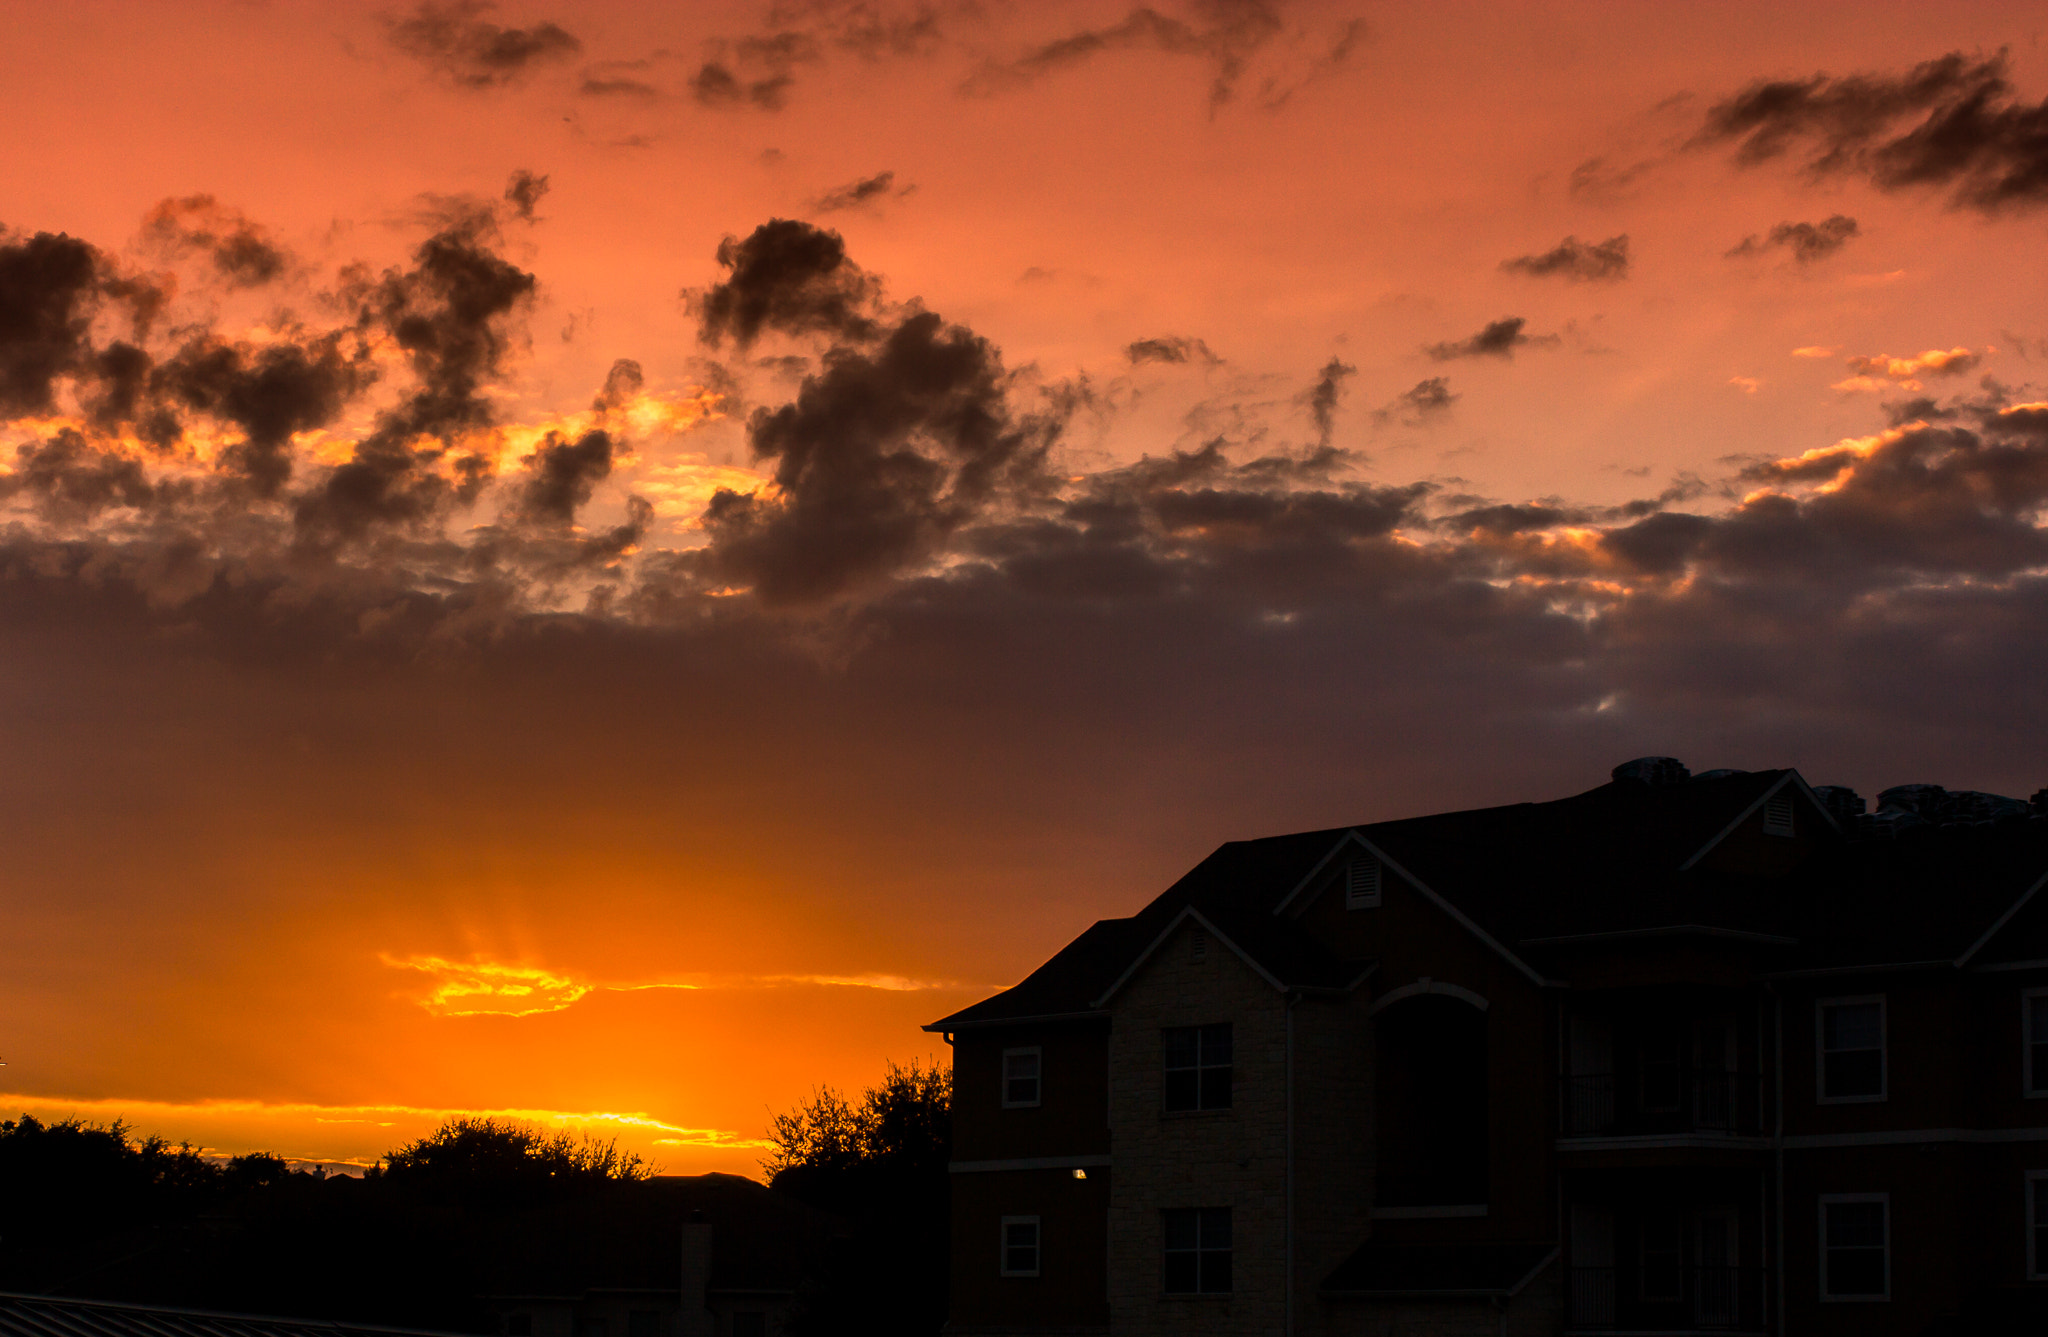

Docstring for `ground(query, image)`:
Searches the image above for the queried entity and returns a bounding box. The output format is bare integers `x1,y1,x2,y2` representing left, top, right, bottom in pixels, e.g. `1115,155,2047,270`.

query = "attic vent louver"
1345,856,1382,909
1191,927,1208,962
1612,756,1690,786
1763,792,1796,836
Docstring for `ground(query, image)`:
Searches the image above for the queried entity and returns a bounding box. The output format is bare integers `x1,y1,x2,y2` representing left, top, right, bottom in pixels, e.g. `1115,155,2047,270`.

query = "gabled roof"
930,768,2048,1031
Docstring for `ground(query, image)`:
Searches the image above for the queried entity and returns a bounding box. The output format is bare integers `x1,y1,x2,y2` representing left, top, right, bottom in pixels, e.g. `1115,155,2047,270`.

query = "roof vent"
1812,785,1866,824
1191,927,1208,962
1612,756,1690,787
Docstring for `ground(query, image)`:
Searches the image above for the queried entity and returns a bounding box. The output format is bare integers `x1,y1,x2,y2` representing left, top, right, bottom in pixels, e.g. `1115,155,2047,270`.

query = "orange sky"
3,0,2048,1176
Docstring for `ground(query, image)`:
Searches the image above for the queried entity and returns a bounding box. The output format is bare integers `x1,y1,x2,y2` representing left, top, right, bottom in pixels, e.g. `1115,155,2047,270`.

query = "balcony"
1568,1266,1770,1332
1562,1071,1764,1138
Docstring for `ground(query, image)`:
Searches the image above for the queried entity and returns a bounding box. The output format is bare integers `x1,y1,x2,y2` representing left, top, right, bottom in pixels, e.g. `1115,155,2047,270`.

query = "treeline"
0,1113,654,1329
0,1063,950,1337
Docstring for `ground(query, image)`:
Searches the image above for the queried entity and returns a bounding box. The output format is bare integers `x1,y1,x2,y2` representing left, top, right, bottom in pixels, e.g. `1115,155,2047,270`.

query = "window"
1002,1047,1042,1108
1162,1207,1232,1294
2030,1173,2048,1280
2025,991,2048,1097
1764,792,1796,836
1819,1195,1889,1301
1639,1026,1682,1114
1163,1024,1232,1111
1818,997,1886,1101
1345,855,1382,909
1000,1216,1041,1276
627,1314,661,1337
1638,1213,1682,1301
731,1315,766,1337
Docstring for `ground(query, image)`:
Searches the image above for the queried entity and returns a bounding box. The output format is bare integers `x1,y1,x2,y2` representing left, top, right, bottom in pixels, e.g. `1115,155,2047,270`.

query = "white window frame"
2029,1172,2048,1280
2024,989,2048,1099
1818,1193,1890,1302
1002,1046,1043,1109
1344,855,1382,910
1000,1215,1041,1277
1816,995,1888,1104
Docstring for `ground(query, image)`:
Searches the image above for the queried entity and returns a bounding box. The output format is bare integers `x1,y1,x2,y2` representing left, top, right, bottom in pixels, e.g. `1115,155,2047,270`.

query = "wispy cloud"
382,954,979,1018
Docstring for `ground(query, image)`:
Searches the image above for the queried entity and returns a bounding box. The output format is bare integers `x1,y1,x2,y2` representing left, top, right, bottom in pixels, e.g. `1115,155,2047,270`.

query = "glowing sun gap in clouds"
381,954,986,1018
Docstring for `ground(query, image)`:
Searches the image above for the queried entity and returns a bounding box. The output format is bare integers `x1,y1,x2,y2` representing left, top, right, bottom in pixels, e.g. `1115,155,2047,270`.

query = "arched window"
1374,993,1488,1207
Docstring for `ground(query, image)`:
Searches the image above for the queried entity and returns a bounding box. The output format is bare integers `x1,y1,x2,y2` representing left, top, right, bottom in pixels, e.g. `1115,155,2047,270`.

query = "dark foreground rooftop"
0,1294,464,1337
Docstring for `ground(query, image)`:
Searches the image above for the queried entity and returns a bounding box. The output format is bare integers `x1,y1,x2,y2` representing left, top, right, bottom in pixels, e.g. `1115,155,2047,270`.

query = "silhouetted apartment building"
927,760,2048,1336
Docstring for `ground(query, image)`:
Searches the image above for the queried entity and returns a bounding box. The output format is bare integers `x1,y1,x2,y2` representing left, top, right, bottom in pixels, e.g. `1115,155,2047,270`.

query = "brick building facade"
928,760,2048,1335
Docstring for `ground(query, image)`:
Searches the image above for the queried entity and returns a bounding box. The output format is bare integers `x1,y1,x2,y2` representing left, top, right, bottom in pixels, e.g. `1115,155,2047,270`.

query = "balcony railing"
1569,1266,1769,1331
1562,1071,1763,1137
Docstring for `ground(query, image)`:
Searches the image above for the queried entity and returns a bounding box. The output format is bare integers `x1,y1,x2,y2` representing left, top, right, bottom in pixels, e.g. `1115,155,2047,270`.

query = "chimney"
1611,757,1690,787
679,1211,713,1337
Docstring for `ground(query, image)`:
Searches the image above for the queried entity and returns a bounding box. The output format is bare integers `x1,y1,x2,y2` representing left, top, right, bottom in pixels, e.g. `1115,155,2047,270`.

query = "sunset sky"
3,0,2047,1175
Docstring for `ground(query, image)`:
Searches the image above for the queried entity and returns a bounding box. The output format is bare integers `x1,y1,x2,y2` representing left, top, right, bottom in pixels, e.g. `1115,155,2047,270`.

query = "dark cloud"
1126,336,1219,366
964,2,1361,114
1697,51,2048,212
1374,376,1458,426
690,32,819,110
1500,234,1629,282
503,171,550,222
1726,214,1859,263
141,196,290,288
691,219,883,349
1424,317,1554,362
688,3,946,112
0,230,169,417
293,215,538,546
154,334,371,496
386,1,582,89
1304,357,1355,448
12,206,2048,857
809,171,911,213
701,309,1063,604
518,429,617,525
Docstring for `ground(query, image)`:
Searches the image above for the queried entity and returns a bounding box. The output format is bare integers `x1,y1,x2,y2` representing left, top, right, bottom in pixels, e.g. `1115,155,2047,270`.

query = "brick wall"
1106,917,1291,1337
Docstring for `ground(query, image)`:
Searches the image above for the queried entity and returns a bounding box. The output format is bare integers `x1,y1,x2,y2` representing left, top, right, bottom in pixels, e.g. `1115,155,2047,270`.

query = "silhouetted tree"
381,1117,651,1213
765,1060,950,1337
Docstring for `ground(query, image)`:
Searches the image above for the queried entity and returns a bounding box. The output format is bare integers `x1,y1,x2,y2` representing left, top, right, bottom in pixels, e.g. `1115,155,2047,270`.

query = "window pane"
1163,1250,1198,1293
1007,1076,1037,1103
1164,1028,1199,1068
1824,1003,1882,1052
2031,1041,2048,1094
1201,1207,1232,1249
2030,994,2048,1037
1828,1247,1886,1296
1201,1024,1233,1066
1201,1249,1232,1294
1827,1201,1885,1247
1824,1049,1883,1098
1163,1208,1198,1250
1199,1065,1232,1110
1164,1069,1199,1112
1005,1051,1039,1079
